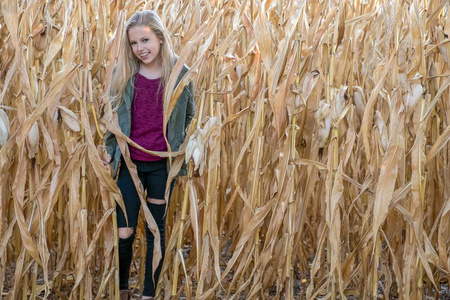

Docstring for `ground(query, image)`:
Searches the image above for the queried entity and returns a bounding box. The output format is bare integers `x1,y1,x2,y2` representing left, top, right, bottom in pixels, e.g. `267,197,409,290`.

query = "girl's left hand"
102,154,112,170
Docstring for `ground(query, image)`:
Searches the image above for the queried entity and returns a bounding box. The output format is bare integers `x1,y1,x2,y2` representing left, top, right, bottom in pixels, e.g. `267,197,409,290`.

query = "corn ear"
0,109,10,147
58,105,81,132
26,121,39,158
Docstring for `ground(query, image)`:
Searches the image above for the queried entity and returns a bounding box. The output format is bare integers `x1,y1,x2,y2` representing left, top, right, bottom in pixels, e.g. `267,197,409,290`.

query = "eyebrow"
129,35,152,42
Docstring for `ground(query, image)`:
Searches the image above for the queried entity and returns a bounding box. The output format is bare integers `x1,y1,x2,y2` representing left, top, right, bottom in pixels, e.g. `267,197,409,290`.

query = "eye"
142,38,149,43
130,41,136,46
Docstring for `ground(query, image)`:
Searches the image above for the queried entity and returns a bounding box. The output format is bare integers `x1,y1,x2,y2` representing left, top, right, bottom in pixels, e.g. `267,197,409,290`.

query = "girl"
104,10,194,300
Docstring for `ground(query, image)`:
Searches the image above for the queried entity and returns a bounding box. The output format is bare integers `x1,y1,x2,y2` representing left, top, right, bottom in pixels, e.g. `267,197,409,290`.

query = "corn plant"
0,0,449,299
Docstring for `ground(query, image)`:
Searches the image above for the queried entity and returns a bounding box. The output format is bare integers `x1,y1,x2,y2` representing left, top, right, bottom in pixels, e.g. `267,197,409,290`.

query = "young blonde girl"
105,10,194,300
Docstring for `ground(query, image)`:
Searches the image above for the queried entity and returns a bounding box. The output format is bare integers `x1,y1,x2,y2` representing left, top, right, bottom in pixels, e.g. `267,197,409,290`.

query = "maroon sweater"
129,73,167,161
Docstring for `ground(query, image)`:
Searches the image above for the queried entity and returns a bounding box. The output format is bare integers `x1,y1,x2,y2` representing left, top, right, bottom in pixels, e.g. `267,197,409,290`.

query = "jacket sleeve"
185,81,195,129
105,131,117,160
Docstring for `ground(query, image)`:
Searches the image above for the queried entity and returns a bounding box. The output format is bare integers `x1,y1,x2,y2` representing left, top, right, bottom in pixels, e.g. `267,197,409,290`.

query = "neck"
139,60,162,79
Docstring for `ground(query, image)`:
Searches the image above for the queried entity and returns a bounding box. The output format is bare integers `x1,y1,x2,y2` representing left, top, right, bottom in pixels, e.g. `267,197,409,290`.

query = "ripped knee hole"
147,197,166,205
118,227,134,239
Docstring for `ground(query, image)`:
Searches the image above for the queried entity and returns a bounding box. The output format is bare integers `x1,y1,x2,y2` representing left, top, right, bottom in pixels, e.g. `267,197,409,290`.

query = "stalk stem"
172,162,193,296
285,27,303,299
31,261,38,300
372,232,380,298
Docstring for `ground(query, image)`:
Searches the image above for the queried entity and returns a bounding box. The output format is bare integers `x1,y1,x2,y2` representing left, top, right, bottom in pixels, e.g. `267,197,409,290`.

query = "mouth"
139,52,150,59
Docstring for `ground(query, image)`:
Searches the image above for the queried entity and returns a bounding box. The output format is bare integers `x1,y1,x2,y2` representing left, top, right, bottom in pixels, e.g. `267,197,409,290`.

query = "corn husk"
315,100,332,148
26,121,39,158
185,117,217,175
58,105,81,132
0,109,10,147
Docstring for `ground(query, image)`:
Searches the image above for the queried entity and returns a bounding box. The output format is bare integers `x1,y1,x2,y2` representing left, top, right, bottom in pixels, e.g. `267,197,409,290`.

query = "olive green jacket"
105,66,194,177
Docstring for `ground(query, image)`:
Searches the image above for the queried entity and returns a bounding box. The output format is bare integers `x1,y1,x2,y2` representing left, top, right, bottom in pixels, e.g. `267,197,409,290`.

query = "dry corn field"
0,0,449,299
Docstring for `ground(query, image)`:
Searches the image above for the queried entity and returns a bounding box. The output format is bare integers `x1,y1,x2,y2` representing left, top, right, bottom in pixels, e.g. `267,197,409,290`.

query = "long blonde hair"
109,10,175,109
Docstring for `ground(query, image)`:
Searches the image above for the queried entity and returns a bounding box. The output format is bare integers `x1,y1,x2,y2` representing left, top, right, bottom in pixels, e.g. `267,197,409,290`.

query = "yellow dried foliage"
0,0,449,299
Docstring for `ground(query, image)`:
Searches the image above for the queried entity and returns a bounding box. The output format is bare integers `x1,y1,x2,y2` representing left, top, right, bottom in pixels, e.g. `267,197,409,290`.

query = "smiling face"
128,25,162,69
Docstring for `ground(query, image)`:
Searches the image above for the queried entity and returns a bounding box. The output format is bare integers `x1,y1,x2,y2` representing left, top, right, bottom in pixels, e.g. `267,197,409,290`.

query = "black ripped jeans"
116,158,172,297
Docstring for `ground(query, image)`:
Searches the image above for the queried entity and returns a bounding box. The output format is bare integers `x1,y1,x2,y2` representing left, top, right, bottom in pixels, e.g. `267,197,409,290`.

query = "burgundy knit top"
129,73,167,161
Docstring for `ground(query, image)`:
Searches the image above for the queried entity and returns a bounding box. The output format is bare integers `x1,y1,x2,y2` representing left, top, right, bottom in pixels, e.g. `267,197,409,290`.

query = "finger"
102,161,110,170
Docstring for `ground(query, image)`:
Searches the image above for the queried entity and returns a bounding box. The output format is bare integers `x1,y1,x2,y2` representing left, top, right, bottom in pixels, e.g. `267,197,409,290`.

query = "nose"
136,42,142,51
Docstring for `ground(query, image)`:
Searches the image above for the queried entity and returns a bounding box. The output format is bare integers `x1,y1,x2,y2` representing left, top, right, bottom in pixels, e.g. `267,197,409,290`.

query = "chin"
142,59,154,65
